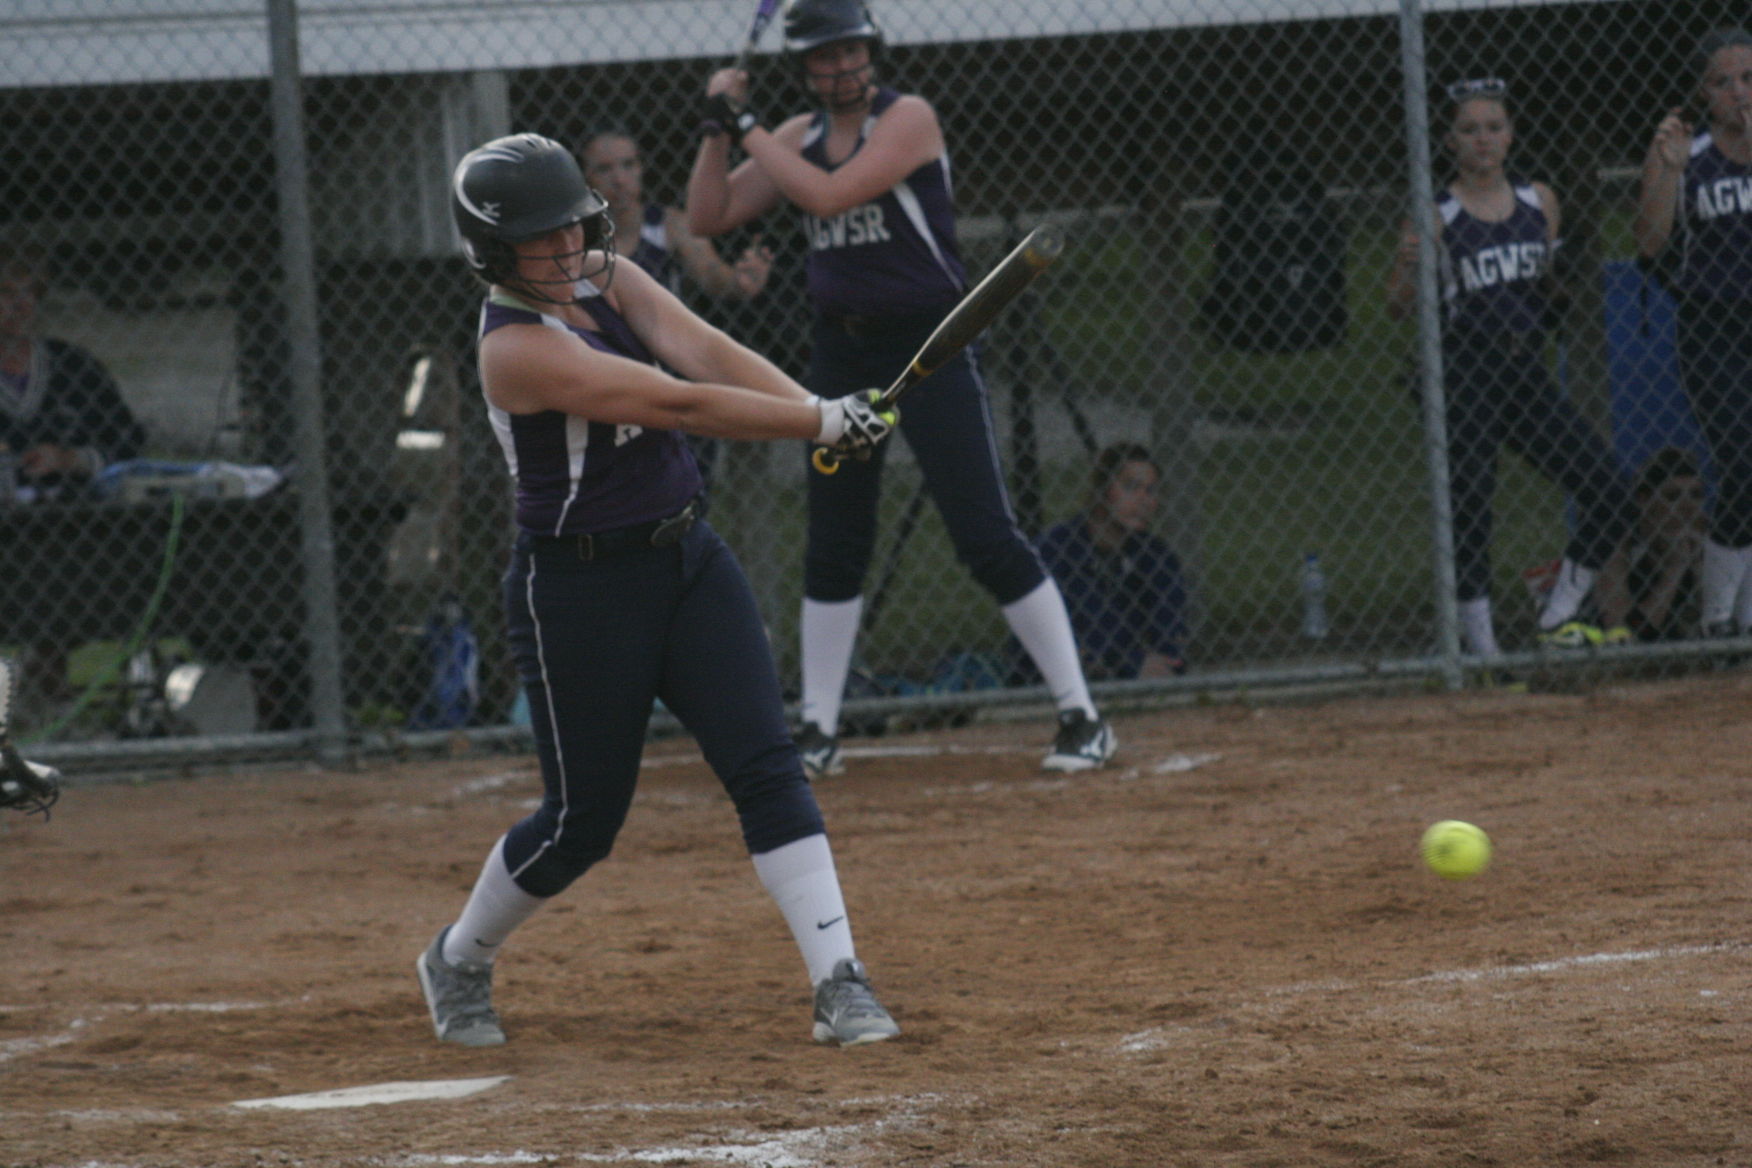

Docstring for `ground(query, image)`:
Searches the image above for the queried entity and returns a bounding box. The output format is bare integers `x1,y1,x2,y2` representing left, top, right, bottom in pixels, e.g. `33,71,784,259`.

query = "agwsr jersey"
478,289,701,537
799,87,967,317
1668,130,1752,303
1436,180,1552,336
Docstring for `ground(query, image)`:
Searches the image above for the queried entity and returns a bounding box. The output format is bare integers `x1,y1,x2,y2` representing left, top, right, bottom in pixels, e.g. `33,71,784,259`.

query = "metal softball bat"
733,0,781,73
812,221,1068,474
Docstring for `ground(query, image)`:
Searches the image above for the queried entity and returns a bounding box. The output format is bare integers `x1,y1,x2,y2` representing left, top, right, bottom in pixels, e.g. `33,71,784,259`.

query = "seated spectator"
0,245,145,499
1033,442,1190,680
1532,447,1706,645
1,244,146,709
1608,447,1707,642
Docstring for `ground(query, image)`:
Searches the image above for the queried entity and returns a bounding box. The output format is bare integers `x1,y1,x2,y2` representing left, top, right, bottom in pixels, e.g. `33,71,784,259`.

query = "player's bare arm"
686,90,794,235
1634,109,1690,259
1384,213,1435,321
481,321,818,443
739,96,944,220
665,208,770,299
1534,181,1562,241
610,262,803,401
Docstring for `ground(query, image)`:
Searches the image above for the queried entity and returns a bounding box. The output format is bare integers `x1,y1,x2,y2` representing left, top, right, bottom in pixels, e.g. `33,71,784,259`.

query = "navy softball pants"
802,311,1046,606
1677,299,1752,548
499,519,824,898
1443,333,1633,603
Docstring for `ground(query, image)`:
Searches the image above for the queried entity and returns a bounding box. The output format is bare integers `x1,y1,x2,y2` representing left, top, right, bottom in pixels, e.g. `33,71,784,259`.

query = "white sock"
1538,558,1597,631
799,596,862,736
751,833,853,987
1700,539,1745,629
1732,547,1752,632
1458,596,1499,657
1002,578,1095,718
443,837,547,967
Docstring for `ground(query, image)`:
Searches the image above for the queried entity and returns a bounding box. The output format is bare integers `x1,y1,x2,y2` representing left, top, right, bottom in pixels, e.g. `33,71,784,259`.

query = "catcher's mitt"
0,742,59,819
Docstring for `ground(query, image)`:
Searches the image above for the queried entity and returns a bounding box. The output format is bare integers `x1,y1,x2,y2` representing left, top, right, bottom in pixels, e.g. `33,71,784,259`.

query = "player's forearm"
738,132,868,220
663,383,821,441
687,142,736,236
692,330,810,404
1633,160,1680,259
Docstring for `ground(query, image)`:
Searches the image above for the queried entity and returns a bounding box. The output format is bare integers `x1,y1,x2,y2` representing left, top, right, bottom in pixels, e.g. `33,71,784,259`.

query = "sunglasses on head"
1447,77,1508,102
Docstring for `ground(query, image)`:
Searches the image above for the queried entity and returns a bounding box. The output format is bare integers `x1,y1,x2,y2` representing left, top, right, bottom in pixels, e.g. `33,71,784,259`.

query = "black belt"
537,498,699,561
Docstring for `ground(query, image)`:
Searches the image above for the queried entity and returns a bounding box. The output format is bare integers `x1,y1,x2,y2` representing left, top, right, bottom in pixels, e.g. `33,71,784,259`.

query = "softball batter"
417,132,899,1049
687,0,1114,775
1634,27,1752,636
1387,78,1632,656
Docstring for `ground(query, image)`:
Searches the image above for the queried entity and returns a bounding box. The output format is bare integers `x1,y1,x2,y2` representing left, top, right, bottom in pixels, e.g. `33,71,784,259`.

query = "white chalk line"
1119,941,1747,1053
0,1000,276,1065
375,1093,942,1168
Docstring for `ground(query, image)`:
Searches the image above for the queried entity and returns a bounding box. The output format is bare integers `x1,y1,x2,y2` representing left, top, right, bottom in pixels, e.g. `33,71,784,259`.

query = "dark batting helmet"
782,0,882,56
450,132,614,301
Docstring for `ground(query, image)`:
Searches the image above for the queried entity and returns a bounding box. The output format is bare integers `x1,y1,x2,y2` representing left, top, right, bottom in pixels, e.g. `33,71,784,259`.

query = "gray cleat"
812,957,899,1047
796,722,844,779
1042,709,1117,772
416,926,506,1047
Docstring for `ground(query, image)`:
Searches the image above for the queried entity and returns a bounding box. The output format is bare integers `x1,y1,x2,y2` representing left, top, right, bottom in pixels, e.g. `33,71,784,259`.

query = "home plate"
233,1076,510,1110
1150,752,1222,774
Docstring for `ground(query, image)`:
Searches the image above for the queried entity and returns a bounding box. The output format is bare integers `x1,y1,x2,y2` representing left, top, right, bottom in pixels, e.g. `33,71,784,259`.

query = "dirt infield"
3,673,1749,1167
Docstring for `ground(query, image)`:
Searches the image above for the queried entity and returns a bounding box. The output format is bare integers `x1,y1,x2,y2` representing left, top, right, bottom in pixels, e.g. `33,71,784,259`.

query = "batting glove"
701,94,762,147
813,389,899,457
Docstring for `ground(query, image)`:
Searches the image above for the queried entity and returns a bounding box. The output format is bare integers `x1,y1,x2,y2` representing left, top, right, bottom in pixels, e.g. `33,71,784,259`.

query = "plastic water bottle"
1300,552,1330,640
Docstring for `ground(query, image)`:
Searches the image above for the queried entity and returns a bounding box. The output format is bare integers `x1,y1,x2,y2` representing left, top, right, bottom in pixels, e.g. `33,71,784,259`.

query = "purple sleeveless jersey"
478,291,701,537
1671,130,1752,303
799,87,967,316
1436,180,1552,336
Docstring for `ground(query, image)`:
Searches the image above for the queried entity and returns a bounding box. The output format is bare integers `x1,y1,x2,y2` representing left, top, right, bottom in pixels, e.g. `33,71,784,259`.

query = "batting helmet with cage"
450,133,613,296
782,0,882,56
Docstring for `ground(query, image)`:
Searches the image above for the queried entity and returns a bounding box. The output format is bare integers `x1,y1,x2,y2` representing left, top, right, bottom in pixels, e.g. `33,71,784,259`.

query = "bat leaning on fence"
0,658,61,819
812,221,1069,474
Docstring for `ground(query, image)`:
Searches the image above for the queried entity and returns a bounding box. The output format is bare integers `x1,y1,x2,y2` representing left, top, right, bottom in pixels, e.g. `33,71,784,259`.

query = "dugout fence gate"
1,0,1742,772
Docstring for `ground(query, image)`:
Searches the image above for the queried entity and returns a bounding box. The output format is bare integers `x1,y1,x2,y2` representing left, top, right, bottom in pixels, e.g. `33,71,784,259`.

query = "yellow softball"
1421,819,1491,880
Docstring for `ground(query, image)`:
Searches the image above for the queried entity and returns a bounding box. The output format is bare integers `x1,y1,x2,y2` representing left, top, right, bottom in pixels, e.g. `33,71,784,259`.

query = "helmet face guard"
451,133,616,303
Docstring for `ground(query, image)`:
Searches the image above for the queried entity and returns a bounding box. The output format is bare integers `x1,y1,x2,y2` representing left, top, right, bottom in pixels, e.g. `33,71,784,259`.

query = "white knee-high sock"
1002,578,1095,717
799,596,862,736
751,833,853,987
1458,596,1499,657
443,836,547,967
1700,539,1745,629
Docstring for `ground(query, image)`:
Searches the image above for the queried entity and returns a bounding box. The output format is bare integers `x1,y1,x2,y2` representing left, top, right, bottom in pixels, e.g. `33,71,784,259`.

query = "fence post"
266,0,349,763
1397,0,1463,691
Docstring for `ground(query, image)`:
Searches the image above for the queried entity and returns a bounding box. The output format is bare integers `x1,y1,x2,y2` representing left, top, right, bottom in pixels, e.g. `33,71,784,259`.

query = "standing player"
1634,28,1752,636
686,0,1116,776
582,123,775,484
417,132,900,1049
1385,78,1632,656
582,123,773,304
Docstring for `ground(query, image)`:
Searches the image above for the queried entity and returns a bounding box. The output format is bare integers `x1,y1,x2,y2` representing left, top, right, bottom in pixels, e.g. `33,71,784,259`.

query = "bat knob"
811,447,841,475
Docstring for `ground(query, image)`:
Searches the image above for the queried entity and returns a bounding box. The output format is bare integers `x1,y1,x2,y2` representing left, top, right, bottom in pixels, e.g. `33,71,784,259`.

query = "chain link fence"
2,0,1745,768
